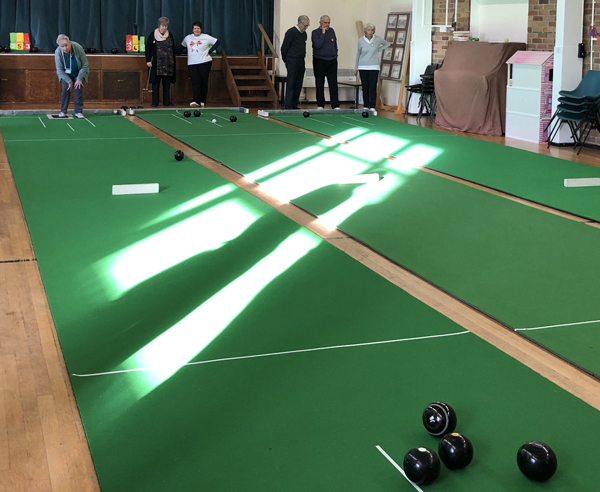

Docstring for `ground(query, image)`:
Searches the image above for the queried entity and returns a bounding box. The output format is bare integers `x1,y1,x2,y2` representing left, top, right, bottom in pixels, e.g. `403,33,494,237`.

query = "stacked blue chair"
405,64,438,120
546,70,600,154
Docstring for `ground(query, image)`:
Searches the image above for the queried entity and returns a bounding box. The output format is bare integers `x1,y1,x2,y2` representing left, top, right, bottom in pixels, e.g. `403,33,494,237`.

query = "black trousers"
359,69,379,109
313,57,339,109
284,57,305,109
152,76,172,106
189,61,212,105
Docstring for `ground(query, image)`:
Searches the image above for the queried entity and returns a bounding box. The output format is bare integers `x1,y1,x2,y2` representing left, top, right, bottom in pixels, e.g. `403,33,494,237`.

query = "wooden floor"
2,104,600,491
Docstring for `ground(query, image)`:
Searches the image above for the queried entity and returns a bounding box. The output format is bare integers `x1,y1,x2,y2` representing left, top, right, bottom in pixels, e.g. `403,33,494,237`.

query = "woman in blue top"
354,24,389,110
54,34,89,118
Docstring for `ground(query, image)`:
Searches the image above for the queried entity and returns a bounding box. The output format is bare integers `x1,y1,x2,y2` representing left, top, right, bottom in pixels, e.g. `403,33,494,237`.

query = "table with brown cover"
434,41,526,136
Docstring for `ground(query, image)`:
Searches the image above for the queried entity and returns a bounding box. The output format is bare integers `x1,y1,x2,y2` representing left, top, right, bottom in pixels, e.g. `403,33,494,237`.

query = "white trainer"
190,101,199,107
58,112,67,118
75,113,85,119
317,107,324,110
200,102,205,107
334,107,341,111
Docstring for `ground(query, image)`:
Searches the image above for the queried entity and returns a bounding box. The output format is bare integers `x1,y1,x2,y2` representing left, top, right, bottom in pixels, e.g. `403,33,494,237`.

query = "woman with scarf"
146,17,177,107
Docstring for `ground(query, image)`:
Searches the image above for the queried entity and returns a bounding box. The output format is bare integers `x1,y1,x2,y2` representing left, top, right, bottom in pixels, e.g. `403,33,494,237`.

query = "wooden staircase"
222,52,279,108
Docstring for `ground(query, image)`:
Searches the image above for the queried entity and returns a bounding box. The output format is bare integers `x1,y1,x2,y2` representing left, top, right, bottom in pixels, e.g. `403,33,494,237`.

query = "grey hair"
298,15,309,25
320,15,330,22
56,34,70,45
158,17,169,27
364,23,376,34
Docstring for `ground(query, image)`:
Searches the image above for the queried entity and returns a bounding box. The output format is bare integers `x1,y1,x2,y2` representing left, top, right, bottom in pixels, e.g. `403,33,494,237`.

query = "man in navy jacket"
311,15,340,110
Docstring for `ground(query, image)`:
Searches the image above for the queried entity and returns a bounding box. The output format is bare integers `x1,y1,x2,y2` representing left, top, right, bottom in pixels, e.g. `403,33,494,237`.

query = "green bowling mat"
271,112,600,221
136,110,600,379
3,113,600,490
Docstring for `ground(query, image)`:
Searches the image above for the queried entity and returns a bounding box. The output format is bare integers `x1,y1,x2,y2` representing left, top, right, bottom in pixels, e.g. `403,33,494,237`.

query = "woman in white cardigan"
354,24,390,110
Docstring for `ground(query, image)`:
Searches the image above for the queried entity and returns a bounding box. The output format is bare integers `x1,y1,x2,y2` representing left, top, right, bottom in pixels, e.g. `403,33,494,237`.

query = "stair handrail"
258,24,278,85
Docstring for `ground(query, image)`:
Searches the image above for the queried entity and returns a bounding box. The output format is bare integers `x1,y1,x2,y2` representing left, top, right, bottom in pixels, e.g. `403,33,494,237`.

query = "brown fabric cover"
434,41,526,136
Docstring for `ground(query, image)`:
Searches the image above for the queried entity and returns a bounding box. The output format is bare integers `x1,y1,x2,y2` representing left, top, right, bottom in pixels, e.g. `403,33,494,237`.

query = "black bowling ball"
423,401,457,437
111,48,118,54
403,447,441,485
439,433,473,470
517,441,557,482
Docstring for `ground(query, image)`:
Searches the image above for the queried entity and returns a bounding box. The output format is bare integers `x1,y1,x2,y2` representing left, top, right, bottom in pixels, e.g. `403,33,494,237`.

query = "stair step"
229,65,261,69
237,85,271,91
240,96,277,102
234,75,267,80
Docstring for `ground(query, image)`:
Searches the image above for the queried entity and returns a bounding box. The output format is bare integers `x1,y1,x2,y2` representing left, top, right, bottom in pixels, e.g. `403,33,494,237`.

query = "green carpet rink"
3,111,600,490
269,110,600,221
137,109,600,379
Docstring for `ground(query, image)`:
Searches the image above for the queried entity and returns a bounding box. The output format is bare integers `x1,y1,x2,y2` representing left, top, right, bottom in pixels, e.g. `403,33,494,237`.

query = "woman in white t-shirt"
181,21,220,107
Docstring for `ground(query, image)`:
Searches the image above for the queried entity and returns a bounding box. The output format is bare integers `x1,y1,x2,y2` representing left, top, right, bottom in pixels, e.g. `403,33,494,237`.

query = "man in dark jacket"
312,15,339,110
281,15,310,109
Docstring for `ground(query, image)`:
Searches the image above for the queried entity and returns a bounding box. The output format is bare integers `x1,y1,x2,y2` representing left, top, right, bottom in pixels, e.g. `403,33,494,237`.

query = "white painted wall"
551,0,584,143
273,0,367,75
273,0,534,105
273,0,411,104
470,0,528,43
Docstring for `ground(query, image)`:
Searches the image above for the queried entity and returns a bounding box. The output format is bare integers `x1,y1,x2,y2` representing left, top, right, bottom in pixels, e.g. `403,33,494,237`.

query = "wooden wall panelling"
0,54,261,106
27,71,59,103
0,70,26,102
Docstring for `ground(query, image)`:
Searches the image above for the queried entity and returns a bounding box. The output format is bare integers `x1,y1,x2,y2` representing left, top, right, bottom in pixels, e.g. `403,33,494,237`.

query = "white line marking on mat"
205,119,223,128
376,445,423,492
71,330,469,377
342,115,375,126
67,123,75,132
5,136,156,143
210,112,230,121
172,114,193,124
38,117,46,128
173,132,304,138
343,121,374,129
516,319,600,332
311,119,334,126
85,118,96,128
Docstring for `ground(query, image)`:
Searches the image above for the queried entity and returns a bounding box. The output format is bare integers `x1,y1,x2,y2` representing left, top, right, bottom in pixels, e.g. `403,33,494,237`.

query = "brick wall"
527,0,557,51
431,0,471,65
428,1,600,146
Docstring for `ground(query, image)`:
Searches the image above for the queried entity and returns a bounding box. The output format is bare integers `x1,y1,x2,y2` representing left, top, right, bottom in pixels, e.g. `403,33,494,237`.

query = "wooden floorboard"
2,103,600,491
